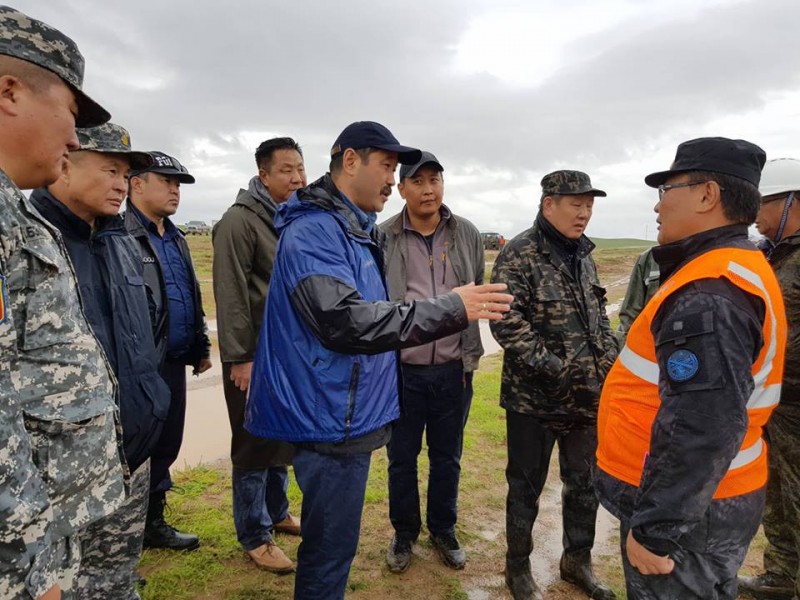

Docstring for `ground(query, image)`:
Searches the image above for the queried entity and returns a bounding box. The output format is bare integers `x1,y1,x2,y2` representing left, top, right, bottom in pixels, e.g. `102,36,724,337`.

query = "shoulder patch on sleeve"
667,348,699,382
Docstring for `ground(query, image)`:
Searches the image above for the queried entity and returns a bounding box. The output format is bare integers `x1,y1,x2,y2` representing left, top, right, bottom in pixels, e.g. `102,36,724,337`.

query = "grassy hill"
588,237,655,250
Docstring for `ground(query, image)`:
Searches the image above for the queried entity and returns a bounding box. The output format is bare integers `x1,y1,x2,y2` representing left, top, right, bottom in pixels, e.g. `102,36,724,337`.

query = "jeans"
292,448,371,600
387,361,471,540
232,466,289,551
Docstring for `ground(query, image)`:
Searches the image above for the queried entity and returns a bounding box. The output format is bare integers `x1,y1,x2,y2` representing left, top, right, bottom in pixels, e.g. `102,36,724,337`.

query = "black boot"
504,563,543,600
560,551,616,600
143,491,200,551
737,572,795,599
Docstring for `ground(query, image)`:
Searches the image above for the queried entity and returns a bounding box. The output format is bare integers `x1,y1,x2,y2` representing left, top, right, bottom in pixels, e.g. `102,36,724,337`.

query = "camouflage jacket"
769,230,800,407
490,216,617,420
616,247,659,345
0,170,126,596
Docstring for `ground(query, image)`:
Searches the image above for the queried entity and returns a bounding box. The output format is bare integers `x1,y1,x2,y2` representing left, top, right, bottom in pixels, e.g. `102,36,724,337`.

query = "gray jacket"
381,207,484,371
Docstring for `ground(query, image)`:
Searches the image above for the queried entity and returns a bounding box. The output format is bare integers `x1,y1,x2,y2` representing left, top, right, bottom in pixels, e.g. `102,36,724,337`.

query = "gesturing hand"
453,282,513,321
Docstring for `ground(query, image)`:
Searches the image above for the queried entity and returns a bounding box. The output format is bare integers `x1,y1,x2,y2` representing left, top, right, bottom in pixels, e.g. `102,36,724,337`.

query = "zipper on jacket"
428,245,438,364
344,362,361,439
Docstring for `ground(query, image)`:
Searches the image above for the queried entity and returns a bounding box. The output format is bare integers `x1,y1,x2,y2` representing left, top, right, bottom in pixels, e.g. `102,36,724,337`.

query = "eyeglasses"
760,193,794,206
657,180,724,199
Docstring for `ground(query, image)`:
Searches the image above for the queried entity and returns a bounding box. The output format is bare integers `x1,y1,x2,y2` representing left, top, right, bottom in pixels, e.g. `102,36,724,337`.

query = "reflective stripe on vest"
597,248,786,500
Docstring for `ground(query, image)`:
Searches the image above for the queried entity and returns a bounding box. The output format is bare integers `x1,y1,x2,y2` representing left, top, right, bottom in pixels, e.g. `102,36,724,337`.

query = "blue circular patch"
667,349,699,382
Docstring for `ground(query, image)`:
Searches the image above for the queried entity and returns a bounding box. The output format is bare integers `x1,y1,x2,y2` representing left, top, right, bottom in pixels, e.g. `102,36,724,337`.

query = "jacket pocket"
344,362,361,439
17,244,73,351
24,407,125,536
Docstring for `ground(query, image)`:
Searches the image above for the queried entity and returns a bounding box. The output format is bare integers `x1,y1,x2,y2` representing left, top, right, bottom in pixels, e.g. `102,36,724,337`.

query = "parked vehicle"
184,220,211,235
480,231,506,251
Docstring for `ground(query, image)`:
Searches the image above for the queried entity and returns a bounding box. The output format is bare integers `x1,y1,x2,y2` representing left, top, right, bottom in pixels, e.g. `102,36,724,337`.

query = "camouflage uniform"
0,170,127,599
75,461,150,600
761,231,800,598
0,8,126,597
490,171,617,582
616,247,659,345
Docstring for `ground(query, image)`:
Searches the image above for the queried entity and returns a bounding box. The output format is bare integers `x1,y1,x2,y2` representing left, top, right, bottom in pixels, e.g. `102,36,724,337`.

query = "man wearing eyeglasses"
596,137,786,600
738,158,800,600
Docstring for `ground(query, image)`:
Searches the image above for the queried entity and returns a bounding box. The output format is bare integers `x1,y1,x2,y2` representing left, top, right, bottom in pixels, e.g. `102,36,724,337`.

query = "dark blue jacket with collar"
245,174,468,447
31,188,171,472
123,200,211,369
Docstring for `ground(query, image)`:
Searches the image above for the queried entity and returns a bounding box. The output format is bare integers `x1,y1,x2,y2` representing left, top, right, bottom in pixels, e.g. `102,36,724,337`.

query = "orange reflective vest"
597,247,786,499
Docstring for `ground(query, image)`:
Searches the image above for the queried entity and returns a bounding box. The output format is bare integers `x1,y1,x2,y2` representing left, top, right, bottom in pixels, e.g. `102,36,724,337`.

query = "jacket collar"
287,174,375,239
31,187,121,239
653,224,751,281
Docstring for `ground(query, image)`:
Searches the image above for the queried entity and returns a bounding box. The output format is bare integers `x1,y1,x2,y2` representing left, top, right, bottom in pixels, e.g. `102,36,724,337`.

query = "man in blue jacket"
31,122,171,600
246,121,514,600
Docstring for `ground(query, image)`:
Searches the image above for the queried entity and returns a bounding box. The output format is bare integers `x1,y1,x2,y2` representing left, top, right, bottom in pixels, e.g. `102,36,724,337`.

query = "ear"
258,168,270,186
541,195,554,216
397,180,406,198
342,148,360,175
129,175,142,195
0,75,22,117
59,156,72,182
696,181,722,215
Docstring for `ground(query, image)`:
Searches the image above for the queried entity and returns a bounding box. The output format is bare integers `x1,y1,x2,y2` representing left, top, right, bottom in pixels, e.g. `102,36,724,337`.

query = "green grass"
589,237,655,249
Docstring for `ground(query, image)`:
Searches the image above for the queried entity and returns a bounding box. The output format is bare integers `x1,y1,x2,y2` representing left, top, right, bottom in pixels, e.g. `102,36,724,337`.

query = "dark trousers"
292,448,371,600
620,490,764,599
232,466,289,551
763,411,800,597
149,358,187,493
387,362,472,540
505,411,599,572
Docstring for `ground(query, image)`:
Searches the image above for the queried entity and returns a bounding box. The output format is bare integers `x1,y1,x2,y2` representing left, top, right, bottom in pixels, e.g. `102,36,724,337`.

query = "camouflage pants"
620,490,764,600
505,412,599,572
763,410,800,596
73,459,149,600
1,535,80,600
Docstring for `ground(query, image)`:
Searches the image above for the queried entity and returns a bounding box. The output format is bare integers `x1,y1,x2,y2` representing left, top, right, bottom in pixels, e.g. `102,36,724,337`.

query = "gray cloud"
14,0,800,238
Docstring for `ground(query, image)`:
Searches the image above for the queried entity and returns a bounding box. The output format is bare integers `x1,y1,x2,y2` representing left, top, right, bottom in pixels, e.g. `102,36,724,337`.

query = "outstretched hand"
453,282,513,321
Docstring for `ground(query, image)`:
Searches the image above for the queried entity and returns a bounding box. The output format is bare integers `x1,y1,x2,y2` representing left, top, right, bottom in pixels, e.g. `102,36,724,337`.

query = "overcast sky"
19,0,800,239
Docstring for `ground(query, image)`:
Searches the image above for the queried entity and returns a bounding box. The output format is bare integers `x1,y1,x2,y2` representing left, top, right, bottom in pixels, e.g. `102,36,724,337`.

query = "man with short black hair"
491,170,618,600
212,137,306,573
0,7,127,599
31,122,170,600
381,151,484,573
596,138,785,600
125,151,212,552
246,121,513,599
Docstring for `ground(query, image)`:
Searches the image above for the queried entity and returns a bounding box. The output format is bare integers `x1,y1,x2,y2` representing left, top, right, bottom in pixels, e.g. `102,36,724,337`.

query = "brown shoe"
246,542,294,574
273,514,302,536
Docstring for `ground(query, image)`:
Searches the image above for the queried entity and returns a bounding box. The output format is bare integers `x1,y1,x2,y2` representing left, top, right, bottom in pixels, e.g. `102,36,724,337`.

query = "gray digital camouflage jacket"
490,216,617,421
0,169,126,597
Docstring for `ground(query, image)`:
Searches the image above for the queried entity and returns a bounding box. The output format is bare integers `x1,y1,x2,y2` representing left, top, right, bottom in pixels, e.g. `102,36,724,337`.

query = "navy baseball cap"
400,151,444,181
645,137,767,188
330,121,421,165
130,151,195,184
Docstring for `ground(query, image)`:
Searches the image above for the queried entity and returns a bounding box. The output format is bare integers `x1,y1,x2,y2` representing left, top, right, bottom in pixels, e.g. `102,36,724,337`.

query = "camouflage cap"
76,123,153,170
0,5,110,127
541,170,607,197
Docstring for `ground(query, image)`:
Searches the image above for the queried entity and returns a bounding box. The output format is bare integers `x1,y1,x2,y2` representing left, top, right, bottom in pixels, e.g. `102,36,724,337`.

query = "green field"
588,237,655,249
